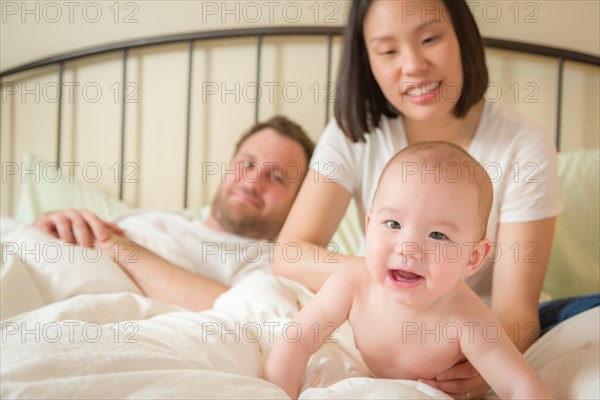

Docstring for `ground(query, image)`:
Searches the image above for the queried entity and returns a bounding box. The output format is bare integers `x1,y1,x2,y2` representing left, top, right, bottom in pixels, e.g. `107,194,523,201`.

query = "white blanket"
1,217,598,399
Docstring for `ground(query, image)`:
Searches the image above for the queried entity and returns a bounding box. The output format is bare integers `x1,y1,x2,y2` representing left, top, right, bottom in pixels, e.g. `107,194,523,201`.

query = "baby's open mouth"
388,269,423,283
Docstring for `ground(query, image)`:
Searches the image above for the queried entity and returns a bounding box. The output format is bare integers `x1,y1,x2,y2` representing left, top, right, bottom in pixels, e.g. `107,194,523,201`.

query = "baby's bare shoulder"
330,264,370,285
322,265,372,305
443,284,497,325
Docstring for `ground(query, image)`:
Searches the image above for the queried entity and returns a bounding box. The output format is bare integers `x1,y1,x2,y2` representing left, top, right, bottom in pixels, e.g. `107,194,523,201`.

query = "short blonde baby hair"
374,141,493,239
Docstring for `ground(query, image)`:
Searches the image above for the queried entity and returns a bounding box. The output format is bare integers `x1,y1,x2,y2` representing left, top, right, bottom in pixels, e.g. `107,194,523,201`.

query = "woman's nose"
400,45,428,76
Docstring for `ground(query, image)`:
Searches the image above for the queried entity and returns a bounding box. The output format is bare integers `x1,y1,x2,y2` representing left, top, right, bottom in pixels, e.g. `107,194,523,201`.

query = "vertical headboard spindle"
118,49,128,201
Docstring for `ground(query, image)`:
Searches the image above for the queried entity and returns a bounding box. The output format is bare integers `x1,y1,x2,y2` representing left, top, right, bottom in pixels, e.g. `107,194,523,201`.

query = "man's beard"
210,190,282,240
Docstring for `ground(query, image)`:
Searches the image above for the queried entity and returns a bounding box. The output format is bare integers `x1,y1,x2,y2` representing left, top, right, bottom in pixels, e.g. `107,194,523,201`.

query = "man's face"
209,128,308,240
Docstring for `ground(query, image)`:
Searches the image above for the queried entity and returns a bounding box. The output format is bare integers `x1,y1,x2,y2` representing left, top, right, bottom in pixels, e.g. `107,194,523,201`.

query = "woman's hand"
418,360,490,400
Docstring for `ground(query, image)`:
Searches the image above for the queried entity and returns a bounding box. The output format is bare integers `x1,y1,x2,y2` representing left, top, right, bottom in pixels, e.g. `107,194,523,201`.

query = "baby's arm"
460,307,554,399
264,269,357,399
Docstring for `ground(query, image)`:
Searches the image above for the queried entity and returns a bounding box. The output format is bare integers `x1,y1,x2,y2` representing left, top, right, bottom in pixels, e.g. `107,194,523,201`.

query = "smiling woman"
362,1,465,123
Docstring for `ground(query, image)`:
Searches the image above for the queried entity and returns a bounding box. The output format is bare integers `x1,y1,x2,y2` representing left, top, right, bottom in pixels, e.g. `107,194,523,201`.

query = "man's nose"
238,163,266,191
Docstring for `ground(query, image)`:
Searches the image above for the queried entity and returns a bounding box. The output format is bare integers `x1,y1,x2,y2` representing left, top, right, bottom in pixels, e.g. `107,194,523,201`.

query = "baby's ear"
365,211,372,235
464,239,492,276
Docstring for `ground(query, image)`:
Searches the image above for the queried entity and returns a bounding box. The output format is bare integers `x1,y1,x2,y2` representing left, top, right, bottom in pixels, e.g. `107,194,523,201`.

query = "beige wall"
473,0,599,56
2,1,598,71
1,0,599,216
1,0,350,71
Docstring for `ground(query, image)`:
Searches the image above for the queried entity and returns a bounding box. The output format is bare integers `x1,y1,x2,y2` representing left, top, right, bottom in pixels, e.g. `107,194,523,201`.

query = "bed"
1,25,599,399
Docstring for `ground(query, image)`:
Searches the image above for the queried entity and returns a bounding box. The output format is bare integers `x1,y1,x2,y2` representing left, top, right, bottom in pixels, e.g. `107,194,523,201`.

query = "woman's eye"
429,231,448,240
243,161,255,169
422,36,438,45
385,220,401,229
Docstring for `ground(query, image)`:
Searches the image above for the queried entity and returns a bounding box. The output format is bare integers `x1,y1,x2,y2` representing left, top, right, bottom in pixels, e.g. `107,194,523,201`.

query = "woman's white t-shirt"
311,102,563,302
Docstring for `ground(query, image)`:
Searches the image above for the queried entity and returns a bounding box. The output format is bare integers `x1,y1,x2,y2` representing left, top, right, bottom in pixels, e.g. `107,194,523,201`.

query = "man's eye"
385,220,401,229
429,231,448,240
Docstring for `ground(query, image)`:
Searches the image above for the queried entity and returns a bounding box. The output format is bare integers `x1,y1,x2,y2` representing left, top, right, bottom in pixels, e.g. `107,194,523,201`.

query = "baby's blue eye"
385,220,401,229
429,231,448,240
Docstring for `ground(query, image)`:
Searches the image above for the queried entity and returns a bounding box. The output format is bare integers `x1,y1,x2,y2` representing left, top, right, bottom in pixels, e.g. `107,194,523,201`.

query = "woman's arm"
272,170,364,292
491,217,557,351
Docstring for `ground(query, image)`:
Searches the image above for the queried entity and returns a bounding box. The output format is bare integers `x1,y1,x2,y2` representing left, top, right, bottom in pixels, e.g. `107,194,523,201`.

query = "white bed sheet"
1,216,598,399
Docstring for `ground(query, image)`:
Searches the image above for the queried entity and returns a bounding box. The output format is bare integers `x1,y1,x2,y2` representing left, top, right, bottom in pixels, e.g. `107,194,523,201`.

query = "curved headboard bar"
2,26,598,206
1,26,598,78
483,37,600,66
1,27,344,78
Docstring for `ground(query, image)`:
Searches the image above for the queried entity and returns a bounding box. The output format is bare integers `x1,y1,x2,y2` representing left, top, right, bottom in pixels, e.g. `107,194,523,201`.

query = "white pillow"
544,148,600,299
12,154,363,257
14,154,130,224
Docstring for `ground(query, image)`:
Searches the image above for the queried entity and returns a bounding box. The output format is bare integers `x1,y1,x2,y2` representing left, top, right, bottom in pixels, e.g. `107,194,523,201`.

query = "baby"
265,141,554,399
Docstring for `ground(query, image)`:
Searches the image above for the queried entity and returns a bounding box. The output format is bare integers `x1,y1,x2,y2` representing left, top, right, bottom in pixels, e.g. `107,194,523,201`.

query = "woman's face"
363,0,463,123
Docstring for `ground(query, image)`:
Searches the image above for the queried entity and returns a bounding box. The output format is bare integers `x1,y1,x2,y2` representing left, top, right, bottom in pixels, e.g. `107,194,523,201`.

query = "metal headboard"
1,26,599,207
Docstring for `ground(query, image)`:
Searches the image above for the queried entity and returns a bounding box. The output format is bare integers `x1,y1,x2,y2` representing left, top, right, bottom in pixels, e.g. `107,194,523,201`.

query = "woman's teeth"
407,81,440,96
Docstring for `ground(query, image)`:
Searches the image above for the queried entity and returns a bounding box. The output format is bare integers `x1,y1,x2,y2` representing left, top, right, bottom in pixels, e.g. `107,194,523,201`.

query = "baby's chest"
349,311,464,379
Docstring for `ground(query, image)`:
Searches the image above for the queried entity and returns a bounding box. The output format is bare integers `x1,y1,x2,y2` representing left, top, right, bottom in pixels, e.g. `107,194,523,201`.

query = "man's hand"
35,209,227,311
418,360,490,399
34,209,124,246
95,231,140,265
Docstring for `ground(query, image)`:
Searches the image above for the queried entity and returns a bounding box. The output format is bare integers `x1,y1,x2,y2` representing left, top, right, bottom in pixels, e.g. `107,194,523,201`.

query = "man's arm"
35,209,228,311
101,233,228,311
34,209,123,245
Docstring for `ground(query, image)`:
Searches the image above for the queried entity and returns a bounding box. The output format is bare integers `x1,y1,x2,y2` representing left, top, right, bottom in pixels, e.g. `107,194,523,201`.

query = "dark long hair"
334,0,489,142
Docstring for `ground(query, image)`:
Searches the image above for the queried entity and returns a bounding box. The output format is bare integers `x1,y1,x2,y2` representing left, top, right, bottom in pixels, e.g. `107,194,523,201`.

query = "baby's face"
365,162,483,306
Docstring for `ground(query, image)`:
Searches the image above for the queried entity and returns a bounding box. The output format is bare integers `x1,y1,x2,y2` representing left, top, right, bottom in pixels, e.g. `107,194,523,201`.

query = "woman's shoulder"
474,102,554,153
319,115,403,144
482,102,547,138
314,116,405,171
